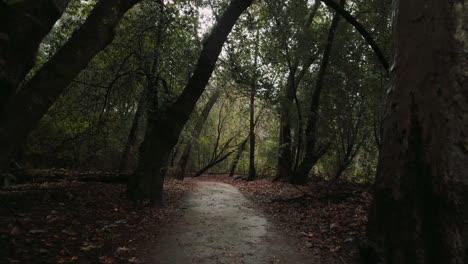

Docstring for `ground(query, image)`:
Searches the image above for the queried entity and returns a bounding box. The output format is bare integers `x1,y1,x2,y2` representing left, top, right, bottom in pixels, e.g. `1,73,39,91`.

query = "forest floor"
0,178,194,264
1,174,371,264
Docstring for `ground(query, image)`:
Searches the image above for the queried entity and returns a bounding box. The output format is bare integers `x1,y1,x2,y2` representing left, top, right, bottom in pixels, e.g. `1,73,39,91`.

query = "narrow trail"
151,181,319,264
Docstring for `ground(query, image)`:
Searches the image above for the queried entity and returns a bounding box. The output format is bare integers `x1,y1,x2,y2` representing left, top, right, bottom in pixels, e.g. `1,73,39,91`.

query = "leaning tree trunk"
363,1,467,264
176,89,220,180
292,0,344,184
0,0,72,110
229,137,248,177
127,0,254,206
194,149,237,177
0,0,142,171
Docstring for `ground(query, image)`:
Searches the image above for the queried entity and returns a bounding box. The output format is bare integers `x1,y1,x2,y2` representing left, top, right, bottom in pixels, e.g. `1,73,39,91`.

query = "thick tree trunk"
176,90,220,180
127,0,254,206
293,0,344,184
363,1,467,264
247,87,256,181
0,0,142,171
0,0,71,110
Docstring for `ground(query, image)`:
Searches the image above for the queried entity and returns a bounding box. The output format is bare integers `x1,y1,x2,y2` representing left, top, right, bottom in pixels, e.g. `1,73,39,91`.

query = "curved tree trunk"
126,0,254,206
0,0,142,171
293,0,345,184
363,1,468,263
0,0,72,110
319,0,389,74
176,89,220,180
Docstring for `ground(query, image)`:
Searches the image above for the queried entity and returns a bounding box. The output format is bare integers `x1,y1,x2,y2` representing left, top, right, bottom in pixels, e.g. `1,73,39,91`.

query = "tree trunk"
119,86,147,174
293,0,344,184
275,63,297,182
247,85,256,181
127,0,254,206
176,89,220,180
0,0,142,171
194,149,236,177
229,137,248,177
121,6,164,174
0,0,71,110
363,1,467,264
275,2,320,182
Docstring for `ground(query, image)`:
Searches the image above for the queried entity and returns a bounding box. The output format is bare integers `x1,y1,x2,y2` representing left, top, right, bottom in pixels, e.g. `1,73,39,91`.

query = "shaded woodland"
0,0,467,263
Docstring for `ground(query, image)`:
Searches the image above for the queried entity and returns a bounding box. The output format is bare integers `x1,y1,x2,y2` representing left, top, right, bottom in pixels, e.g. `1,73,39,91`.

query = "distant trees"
292,0,345,184
1,0,398,197
364,1,467,263
271,0,321,182
176,89,220,180
256,0,388,184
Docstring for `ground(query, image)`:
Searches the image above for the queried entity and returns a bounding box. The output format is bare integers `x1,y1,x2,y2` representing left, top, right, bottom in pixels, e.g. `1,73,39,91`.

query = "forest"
0,0,467,263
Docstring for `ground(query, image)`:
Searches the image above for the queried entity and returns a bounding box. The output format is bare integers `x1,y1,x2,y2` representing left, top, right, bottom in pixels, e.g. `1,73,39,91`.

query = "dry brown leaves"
0,178,194,264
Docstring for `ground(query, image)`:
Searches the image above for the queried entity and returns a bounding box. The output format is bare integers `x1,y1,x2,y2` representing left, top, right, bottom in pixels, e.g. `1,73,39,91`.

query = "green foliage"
22,0,391,182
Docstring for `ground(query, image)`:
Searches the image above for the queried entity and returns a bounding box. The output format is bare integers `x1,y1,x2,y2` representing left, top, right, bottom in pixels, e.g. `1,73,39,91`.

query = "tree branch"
319,0,389,75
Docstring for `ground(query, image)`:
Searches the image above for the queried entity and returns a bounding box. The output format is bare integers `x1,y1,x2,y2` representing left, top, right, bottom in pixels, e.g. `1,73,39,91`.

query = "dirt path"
150,181,319,264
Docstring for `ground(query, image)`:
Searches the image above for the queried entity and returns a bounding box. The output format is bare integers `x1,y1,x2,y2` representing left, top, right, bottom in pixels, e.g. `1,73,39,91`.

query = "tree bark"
127,0,254,206
363,1,467,264
176,89,220,180
0,0,71,110
0,0,142,171
293,0,345,184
